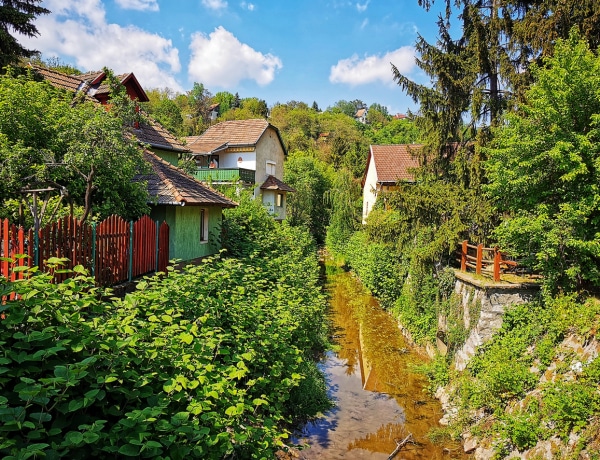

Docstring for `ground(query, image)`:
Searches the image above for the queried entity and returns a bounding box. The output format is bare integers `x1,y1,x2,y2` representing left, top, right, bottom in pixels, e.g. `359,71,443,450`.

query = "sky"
19,0,445,115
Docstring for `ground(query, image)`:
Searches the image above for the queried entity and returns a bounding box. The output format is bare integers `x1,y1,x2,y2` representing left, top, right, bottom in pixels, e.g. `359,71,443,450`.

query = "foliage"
142,88,184,136
283,152,334,245
324,168,361,257
485,31,600,294
0,0,50,70
0,68,149,222
366,117,422,145
0,201,329,459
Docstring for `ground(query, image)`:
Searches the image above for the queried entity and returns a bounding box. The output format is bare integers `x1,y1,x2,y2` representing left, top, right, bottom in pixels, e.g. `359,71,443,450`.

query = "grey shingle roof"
138,151,237,207
259,175,296,193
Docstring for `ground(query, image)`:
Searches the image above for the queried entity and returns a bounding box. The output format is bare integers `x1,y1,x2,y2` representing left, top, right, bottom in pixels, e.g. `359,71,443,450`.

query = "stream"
292,263,468,459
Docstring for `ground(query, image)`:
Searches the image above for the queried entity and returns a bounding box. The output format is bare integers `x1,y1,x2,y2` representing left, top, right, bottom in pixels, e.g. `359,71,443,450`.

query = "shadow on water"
292,262,469,459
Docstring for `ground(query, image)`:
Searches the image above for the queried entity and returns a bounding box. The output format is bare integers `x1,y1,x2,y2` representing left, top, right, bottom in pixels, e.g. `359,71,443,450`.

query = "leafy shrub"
0,207,330,459
542,381,600,439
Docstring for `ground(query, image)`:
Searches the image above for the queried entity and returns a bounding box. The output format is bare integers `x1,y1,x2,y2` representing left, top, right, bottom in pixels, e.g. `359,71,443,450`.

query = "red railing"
459,240,518,282
0,215,169,289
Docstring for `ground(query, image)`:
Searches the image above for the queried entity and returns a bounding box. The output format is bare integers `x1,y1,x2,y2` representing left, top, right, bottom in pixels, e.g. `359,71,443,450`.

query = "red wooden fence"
0,215,169,289
459,240,518,282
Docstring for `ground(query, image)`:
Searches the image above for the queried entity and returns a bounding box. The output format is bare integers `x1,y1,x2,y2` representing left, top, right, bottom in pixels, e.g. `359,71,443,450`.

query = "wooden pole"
461,240,468,271
493,248,501,282
476,243,483,275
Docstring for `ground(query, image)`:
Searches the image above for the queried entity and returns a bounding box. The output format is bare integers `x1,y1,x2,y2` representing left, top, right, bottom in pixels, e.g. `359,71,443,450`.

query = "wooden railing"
1,215,169,288
193,167,255,184
459,240,518,282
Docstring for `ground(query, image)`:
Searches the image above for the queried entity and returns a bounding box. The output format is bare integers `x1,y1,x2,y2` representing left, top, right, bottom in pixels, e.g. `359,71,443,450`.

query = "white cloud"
114,0,159,11
329,46,416,86
360,18,368,29
188,26,282,88
18,0,182,91
240,1,255,11
202,0,228,10
356,1,369,12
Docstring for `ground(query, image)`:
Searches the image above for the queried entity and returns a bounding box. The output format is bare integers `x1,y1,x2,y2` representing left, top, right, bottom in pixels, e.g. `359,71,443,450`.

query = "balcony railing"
193,168,255,184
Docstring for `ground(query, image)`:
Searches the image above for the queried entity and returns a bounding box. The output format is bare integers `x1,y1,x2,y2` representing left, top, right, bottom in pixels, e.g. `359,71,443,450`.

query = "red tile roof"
185,119,285,154
138,151,237,207
365,144,422,185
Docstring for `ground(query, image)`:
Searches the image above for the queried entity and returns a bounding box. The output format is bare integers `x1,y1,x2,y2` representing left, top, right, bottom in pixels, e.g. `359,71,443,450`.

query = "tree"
283,152,334,245
0,0,50,70
484,32,600,293
184,82,213,135
143,88,184,135
0,68,149,223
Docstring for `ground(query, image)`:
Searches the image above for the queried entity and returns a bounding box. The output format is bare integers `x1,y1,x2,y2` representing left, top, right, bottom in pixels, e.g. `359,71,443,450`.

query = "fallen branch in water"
387,433,414,460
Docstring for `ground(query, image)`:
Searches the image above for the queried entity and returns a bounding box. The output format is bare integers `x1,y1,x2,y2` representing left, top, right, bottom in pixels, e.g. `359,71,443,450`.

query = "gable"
362,144,422,188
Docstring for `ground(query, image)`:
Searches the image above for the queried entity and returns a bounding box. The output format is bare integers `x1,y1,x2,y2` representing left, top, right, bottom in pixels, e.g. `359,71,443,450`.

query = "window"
266,161,276,176
276,193,284,207
200,208,208,242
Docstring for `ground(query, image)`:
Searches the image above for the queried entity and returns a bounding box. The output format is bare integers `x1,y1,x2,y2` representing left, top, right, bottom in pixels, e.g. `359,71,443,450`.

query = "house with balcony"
185,119,295,220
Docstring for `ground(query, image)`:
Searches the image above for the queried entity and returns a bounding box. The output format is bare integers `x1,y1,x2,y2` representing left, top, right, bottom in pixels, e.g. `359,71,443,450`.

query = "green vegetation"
0,194,331,459
0,67,149,224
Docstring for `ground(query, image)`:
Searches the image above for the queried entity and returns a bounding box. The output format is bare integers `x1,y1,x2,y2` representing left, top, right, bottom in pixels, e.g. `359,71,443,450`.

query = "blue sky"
20,0,445,115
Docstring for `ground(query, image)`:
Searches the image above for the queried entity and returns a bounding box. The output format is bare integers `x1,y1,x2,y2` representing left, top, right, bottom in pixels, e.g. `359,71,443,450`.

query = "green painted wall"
151,205,222,262
151,147,179,166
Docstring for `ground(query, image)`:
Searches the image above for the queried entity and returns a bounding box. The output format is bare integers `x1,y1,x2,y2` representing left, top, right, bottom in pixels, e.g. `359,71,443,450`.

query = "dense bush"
0,197,330,459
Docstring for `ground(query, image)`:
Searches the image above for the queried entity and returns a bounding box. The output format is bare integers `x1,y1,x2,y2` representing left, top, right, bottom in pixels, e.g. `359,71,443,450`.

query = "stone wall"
449,271,540,371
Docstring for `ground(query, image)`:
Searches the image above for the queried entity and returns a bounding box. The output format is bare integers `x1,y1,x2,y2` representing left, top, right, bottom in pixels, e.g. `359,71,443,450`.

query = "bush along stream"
0,196,332,459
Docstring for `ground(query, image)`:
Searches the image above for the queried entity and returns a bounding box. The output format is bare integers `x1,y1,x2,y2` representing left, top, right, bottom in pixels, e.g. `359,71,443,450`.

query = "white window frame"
266,160,276,176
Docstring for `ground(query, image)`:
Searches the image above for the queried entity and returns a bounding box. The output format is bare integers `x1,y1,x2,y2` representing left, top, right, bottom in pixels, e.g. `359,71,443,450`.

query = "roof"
32,65,185,152
185,119,286,155
355,108,367,118
135,116,188,152
259,175,296,193
138,151,237,208
31,66,148,103
362,144,422,187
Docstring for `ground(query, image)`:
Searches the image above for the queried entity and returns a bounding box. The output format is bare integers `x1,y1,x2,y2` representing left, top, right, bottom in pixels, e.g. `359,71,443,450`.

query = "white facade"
362,153,379,224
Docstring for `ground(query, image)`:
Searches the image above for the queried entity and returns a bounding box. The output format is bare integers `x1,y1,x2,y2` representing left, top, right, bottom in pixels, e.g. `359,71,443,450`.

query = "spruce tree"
393,0,600,185
0,0,50,70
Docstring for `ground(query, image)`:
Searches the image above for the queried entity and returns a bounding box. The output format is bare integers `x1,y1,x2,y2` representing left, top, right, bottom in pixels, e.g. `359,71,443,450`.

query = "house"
31,65,237,262
208,102,219,121
361,144,421,223
139,152,236,261
185,119,295,221
355,107,368,124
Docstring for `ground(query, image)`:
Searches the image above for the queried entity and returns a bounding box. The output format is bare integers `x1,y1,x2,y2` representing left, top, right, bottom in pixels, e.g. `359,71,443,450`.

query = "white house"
361,144,421,223
185,119,295,221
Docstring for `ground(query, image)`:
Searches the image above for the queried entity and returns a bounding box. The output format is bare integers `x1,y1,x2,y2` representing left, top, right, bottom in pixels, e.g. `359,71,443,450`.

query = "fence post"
476,243,483,275
128,221,133,282
493,248,501,282
461,240,468,271
91,223,96,278
34,225,39,267
155,220,159,272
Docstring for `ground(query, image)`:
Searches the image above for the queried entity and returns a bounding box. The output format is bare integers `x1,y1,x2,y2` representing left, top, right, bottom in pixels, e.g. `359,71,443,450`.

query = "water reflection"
294,264,468,459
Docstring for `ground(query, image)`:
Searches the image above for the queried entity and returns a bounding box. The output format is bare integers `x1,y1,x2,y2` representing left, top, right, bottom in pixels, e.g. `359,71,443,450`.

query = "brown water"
293,264,468,459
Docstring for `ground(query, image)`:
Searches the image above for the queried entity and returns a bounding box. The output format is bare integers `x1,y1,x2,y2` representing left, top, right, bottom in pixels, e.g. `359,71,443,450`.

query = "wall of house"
217,149,256,170
362,155,378,224
254,127,285,196
151,148,178,166
150,205,222,262
261,190,286,221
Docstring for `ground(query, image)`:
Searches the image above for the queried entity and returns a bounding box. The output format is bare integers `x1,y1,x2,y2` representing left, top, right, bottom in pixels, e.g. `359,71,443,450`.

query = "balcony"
193,168,255,184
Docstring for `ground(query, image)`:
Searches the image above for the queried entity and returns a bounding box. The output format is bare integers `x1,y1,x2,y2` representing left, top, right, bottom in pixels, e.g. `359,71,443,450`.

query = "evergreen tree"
0,0,50,70
394,0,600,185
